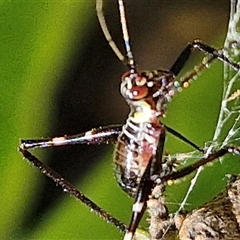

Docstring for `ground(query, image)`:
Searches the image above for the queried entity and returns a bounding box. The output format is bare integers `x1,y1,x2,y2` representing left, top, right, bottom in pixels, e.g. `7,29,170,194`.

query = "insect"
19,0,240,239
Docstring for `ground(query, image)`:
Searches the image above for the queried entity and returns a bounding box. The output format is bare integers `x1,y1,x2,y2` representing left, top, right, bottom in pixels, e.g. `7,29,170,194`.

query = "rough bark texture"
147,175,240,240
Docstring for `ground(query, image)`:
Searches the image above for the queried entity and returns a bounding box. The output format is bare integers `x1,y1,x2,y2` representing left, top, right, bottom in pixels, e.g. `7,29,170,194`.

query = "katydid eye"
129,85,148,100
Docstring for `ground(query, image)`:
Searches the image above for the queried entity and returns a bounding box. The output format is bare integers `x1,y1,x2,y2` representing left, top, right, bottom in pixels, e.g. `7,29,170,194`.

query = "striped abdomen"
114,117,162,197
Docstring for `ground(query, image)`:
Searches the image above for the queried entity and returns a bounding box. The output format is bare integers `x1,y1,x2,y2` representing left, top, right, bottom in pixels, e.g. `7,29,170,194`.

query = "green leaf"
0,2,98,239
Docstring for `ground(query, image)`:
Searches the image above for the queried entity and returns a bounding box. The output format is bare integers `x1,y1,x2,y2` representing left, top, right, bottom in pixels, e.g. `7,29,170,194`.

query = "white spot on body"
20,143,26,149
52,137,67,145
123,231,133,240
183,82,190,88
132,202,144,212
132,101,152,123
147,81,154,87
126,77,133,89
168,89,175,96
144,134,156,144
85,130,94,136
137,76,147,86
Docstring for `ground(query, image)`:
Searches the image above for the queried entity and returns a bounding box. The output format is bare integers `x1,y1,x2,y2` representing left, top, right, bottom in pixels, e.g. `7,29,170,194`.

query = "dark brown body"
114,70,177,197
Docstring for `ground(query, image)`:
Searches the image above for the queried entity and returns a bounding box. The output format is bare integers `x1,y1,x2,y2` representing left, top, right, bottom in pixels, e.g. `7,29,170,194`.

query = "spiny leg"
21,125,122,149
179,56,215,87
19,147,126,232
162,145,240,182
19,125,125,232
170,39,240,79
21,123,202,153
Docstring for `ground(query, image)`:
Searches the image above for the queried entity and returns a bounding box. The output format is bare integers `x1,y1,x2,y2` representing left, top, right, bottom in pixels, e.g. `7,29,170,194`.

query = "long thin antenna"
96,0,125,62
96,0,136,71
118,0,136,71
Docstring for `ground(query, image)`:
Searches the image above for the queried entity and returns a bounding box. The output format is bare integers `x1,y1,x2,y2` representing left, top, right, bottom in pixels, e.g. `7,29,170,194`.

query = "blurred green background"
1,1,240,239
